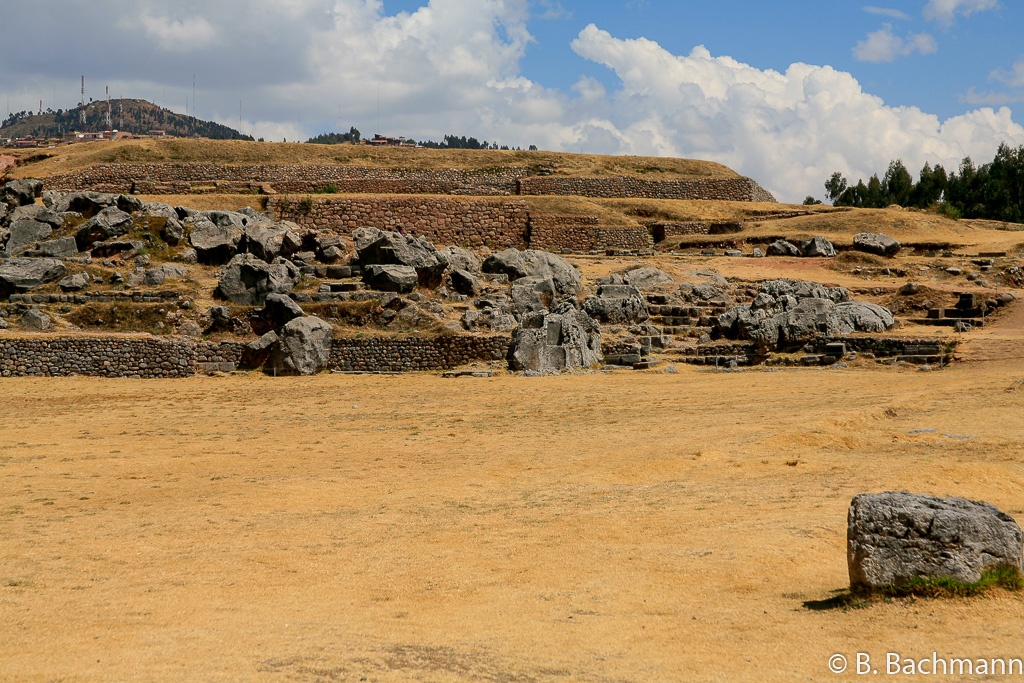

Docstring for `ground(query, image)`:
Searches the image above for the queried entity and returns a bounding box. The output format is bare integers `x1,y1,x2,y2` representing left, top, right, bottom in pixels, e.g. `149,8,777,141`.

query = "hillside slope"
1,99,251,140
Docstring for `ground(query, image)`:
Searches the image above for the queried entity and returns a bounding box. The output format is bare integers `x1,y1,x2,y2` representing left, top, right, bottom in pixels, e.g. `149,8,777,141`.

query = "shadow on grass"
803,565,1024,612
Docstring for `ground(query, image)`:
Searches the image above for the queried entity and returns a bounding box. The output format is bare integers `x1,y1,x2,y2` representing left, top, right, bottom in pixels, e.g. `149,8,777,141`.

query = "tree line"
305,129,537,151
819,142,1024,223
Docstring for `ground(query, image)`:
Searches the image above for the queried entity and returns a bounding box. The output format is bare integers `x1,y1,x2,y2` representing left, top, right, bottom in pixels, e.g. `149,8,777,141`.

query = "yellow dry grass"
7,139,736,181
2,357,1023,682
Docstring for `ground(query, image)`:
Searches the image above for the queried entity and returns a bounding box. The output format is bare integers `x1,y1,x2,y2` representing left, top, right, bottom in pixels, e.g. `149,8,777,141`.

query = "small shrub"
936,202,961,221
298,197,315,213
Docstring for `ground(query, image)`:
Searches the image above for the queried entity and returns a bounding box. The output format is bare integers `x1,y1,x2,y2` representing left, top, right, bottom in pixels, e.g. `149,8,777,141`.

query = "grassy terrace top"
7,138,740,180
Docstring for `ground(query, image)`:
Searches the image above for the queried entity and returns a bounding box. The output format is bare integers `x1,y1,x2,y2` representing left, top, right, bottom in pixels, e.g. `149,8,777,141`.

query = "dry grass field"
6,139,736,181
2,354,1024,682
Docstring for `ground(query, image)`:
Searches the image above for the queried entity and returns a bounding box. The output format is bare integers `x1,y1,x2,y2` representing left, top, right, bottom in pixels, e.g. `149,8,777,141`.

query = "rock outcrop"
854,232,901,257
265,316,334,376
215,253,301,305
0,258,68,297
507,304,601,372
583,285,649,324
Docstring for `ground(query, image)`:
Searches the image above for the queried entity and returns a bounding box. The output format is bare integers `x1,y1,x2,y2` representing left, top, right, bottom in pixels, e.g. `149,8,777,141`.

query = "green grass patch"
804,565,1024,611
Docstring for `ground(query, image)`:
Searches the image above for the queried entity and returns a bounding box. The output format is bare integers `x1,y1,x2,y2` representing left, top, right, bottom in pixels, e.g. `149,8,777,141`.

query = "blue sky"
2,0,1023,202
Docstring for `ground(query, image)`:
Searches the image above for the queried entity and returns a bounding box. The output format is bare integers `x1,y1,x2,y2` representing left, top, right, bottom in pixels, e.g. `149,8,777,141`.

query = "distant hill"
0,98,253,141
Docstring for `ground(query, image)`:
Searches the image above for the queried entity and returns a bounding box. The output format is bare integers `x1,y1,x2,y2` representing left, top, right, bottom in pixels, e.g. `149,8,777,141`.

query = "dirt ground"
2,352,1023,681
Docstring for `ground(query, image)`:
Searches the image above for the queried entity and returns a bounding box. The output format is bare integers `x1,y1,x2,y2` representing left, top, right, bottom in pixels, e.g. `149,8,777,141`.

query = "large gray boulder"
216,253,301,305
143,201,180,220
521,250,582,295
441,246,482,273
21,308,52,331
75,207,133,250
835,301,896,332
10,204,64,228
482,248,528,281
848,492,1024,589
356,229,449,287
854,232,901,257
53,191,116,218
144,264,188,286
6,219,54,254
265,316,333,376
23,236,78,258
58,272,91,292
1,179,42,208
363,264,418,293
623,266,674,290
510,276,555,315
583,284,649,324
800,235,837,258
197,210,251,228
244,221,303,262
190,219,244,264
508,304,602,372
766,240,800,257
253,293,305,333
448,268,481,296
0,258,67,297
713,280,893,350
160,217,186,245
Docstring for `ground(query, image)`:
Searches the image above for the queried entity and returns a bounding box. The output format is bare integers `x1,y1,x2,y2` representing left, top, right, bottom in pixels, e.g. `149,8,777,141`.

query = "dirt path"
958,299,1024,362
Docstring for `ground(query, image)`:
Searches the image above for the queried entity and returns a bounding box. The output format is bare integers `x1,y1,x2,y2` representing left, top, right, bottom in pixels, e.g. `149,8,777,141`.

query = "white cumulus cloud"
923,0,999,25
567,24,1024,202
991,57,1024,88
135,12,217,51
863,6,911,20
853,25,937,63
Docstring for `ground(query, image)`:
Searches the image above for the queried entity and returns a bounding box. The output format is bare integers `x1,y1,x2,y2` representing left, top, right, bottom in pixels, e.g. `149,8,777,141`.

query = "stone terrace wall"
45,164,532,196
528,224,652,252
330,336,510,372
0,337,195,378
0,334,511,377
44,164,777,203
518,176,777,203
268,196,530,248
649,222,711,242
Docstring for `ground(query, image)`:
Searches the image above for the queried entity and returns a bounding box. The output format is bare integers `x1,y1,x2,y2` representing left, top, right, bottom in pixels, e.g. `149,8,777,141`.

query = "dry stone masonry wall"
44,164,776,203
518,176,777,202
528,224,652,252
46,164,531,196
269,196,530,249
0,334,510,377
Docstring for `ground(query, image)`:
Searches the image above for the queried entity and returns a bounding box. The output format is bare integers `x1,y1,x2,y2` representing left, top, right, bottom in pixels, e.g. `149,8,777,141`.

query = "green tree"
824,171,847,204
883,159,913,206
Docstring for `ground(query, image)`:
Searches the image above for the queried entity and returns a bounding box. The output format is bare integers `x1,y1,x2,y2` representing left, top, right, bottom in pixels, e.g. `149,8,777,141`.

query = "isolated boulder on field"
6,219,54,254
800,235,837,258
356,229,449,287
75,207,133,250
1,178,42,208
190,220,244,264
848,492,1024,589
766,240,800,257
363,264,418,293
854,232,901,257
482,248,528,281
216,253,301,306
508,303,602,373
0,258,67,296
265,316,333,376
583,284,649,324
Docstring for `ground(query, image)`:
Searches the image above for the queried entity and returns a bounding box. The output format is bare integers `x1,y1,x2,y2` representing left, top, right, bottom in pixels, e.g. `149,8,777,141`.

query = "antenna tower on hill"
80,76,86,129
105,87,112,131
